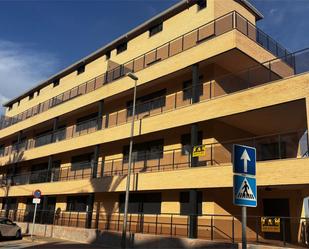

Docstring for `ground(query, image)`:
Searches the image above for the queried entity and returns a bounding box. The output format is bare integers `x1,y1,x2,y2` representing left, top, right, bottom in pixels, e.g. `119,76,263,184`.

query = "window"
197,0,207,10
105,51,111,60
8,105,12,111
149,22,163,37
17,101,20,107
181,132,203,155
127,89,166,117
66,196,88,212
260,142,286,161
71,153,94,171
123,139,164,162
0,145,4,157
116,42,127,54
37,89,40,96
76,113,98,133
119,193,161,214
29,93,34,100
53,79,60,87
77,65,85,75
180,191,202,215
183,76,204,101
2,198,17,210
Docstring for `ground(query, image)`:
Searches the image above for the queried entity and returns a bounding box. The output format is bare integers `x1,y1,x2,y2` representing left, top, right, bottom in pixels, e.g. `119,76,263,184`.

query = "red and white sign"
32,198,41,204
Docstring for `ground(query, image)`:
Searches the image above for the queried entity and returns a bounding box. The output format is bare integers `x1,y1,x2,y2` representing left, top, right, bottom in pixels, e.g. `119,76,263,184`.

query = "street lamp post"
121,72,138,249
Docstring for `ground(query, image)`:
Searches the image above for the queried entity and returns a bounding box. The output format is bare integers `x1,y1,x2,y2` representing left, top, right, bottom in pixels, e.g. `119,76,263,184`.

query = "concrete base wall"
17,222,237,248
17,222,296,249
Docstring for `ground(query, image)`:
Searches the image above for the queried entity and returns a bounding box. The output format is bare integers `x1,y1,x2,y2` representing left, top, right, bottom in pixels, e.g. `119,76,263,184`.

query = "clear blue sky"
0,0,308,112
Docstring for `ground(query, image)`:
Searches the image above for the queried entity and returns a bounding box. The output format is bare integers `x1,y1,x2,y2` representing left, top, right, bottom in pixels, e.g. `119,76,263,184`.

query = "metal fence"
1,209,308,247
0,11,292,131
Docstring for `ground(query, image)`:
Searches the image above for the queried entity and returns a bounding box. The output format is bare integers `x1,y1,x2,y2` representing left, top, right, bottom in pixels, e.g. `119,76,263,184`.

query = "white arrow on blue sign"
233,174,257,207
233,144,256,176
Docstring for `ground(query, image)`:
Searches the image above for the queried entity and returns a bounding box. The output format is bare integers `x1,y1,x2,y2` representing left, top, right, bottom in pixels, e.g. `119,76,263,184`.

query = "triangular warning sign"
235,177,256,201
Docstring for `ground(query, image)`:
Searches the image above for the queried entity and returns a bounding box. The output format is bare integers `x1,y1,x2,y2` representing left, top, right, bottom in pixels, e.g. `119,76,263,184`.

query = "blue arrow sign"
233,144,256,176
233,175,257,207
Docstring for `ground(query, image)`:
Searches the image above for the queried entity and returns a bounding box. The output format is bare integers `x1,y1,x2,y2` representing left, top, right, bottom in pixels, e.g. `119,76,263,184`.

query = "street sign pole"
31,202,38,240
233,144,257,249
242,206,247,249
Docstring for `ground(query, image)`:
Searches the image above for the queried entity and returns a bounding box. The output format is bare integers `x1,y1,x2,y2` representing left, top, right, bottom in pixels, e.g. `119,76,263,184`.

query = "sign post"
31,190,42,240
233,145,257,249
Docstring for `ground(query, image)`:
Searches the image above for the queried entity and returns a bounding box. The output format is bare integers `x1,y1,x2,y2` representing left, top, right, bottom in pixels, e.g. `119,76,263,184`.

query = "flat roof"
4,0,263,107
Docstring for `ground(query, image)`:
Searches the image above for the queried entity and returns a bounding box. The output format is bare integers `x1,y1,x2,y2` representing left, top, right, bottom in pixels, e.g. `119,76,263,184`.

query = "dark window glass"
197,0,207,10
119,193,161,214
77,65,85,75
53,79,60,87
76,113,98,133
29,163,49,184
260,142,286,161
116,42,127,54
0,145,4,157
66,196,88,212
1,198,17,210
35,129,53,147
71,153,94,170
183,76,204,101
180,191,202,215
127,89,166,117
181,132,203,155
8,105,12,111
29,93,34,100
123,139,164,162
105,51,111,60
149,23,163,37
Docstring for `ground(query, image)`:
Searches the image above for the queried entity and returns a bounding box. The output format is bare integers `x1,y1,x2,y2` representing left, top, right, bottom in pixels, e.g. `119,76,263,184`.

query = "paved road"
0,237,115,249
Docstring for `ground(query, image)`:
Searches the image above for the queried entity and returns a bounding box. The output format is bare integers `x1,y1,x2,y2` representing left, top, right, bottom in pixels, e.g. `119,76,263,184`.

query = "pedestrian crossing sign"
233,175,257,207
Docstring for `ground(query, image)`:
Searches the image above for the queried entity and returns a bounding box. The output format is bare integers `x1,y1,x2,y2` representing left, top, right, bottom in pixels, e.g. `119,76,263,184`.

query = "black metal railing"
2,47,309,160
0,11,291,131
1,209,308,247
0,129,306,186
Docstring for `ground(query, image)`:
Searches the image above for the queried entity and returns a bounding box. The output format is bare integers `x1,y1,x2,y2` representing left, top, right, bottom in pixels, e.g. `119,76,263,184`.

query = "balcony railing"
0,163,95,187
2,45,308,161
2,209,307,247
0,11,291,131
0,130,306,186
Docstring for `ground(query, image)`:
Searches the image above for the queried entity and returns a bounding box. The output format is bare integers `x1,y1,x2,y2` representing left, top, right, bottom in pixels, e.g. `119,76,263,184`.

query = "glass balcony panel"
198,22,215,42
169,37,183,57
183,30,198,50
215,13,233,36
156,44,169,61
133,56,145,72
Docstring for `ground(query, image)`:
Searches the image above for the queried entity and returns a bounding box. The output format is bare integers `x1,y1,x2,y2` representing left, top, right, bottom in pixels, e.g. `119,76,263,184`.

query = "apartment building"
0,0,309,246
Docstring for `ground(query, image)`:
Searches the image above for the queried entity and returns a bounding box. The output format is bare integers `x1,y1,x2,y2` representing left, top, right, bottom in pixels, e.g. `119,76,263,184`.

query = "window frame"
197,0,207,11
77,65,85,75
149,22,163,37
66,195,88,212
116,42,128,55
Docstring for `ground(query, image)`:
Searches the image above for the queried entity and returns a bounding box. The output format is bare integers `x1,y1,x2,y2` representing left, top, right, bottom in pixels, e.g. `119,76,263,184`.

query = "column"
98,100,104,130
86,193,95,229
192,63,200,104
50,117,59,143
92,145,100,179
188,63,201,239
47,156,53,182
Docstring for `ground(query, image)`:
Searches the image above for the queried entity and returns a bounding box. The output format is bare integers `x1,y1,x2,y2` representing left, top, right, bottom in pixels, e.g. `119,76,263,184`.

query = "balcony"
0,129,306,187
0,11,291,131
1,47,308,163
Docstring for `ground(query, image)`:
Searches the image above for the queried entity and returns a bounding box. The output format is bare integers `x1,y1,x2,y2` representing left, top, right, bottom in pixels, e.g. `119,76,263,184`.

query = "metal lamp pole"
121,72,138,249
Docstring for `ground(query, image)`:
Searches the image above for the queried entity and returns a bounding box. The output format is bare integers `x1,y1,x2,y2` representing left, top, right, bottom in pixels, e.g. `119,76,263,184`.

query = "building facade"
0,0,309,246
